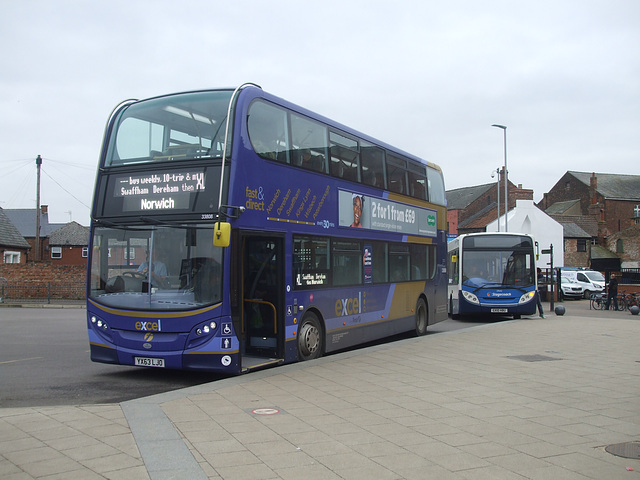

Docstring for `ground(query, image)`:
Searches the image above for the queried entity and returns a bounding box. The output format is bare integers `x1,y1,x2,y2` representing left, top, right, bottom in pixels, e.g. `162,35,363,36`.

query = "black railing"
620,269,640,285
0,281,85,304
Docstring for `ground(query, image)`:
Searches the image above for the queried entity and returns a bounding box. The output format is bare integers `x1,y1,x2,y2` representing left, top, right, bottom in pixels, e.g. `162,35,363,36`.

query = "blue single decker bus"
448,232,538,319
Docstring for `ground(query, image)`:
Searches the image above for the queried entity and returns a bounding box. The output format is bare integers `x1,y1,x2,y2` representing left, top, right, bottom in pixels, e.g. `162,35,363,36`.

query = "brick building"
606,224,640,269
542,198,599,268
446,179,534,235
0,207,31,264
48,221,90,265
4,205,60,262
538,171,640,270
559,222,592,267
537,171,640,244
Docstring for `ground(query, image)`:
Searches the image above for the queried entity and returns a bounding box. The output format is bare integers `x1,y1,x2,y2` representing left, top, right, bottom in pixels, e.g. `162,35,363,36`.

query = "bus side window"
332,240,362,286
389,244,409,282
361,143,385,189
294,148,325,172
371,241,387,283
410,244,427,280
427,166,446,204
407,163,427,200
293,236,330,289
290,113,328,174
330,132,360,183
247,100,289,163
387,154,407,194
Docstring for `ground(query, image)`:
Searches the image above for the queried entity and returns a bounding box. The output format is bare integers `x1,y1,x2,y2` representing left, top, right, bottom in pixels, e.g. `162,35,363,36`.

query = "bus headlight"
189,321,220,349
462,291,480,305
519,291,535,304
91,315,109,330
196,321,218,336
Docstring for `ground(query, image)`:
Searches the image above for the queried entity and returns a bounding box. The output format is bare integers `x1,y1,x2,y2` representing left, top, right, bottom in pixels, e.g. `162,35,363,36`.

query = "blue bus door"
241,235,285,370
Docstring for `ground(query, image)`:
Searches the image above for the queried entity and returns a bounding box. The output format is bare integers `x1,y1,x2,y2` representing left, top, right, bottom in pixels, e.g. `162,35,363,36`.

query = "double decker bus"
447,232,538,319
87,83,448,374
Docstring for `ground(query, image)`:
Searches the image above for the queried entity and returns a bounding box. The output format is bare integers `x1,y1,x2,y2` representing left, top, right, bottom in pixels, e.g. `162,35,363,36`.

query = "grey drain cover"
605,441,640,459
506,354,562,362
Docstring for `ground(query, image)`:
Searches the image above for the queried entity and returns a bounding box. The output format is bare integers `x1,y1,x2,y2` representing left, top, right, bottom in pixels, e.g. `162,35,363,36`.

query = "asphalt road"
0,307,221,408
1,301,595,408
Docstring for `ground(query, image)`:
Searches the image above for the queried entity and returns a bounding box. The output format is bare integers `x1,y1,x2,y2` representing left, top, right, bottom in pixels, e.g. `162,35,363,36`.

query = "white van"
562,270,605,299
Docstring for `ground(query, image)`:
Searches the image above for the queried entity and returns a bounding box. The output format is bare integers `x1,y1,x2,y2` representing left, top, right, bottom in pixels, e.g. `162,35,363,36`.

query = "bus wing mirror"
214,222,231,247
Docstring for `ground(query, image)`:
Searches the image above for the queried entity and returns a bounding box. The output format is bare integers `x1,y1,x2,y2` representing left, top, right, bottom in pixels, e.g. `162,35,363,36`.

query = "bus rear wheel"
415,298,428,336
298,312,323,361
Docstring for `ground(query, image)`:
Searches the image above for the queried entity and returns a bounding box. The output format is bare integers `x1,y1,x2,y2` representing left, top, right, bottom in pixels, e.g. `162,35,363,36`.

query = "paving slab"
2,302,640,479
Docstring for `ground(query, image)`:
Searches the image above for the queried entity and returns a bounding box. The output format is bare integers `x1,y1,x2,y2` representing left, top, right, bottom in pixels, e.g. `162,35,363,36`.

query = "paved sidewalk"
0,404,147,479
2,305,640,479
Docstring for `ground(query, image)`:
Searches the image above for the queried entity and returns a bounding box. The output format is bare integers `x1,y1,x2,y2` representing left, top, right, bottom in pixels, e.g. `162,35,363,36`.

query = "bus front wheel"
298,312,323,361
415,298,428,336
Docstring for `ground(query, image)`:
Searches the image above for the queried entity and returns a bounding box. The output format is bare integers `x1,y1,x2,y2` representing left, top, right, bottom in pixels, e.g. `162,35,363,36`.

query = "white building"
485,199,564,268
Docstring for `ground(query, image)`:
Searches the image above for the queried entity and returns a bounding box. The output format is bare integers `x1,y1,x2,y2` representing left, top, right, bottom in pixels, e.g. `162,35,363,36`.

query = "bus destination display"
114,169,206,212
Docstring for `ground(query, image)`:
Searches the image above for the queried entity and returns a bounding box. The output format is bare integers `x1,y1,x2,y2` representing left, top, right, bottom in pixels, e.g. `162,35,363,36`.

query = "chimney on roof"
589,173,597,205
41,205,48,215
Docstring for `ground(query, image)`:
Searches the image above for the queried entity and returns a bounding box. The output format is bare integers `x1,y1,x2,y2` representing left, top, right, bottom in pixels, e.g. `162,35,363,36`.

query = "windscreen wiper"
139,216,164,225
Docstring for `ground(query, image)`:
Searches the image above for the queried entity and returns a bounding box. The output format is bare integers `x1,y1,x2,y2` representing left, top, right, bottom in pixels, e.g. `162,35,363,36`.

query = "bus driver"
138,250,168,286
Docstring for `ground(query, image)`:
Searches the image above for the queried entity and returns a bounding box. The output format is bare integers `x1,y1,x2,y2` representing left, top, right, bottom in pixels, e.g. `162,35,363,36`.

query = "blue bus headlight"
519,291,535,304
462,291,480,305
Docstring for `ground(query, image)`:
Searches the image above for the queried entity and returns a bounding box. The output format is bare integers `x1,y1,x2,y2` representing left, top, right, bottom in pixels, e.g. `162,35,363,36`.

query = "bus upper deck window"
290,114,328,174
247,100,289,163
387,155,407,194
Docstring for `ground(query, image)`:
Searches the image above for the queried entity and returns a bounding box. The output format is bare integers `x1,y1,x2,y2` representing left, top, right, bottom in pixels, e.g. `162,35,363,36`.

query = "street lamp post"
491,167,500,232
492,124,508,232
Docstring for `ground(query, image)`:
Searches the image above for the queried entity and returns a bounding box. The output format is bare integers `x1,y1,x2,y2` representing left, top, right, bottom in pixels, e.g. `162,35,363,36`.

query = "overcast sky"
1,0,637,226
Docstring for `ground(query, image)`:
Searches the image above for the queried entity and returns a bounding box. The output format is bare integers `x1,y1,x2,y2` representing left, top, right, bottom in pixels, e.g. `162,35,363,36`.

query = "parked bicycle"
592,292,640,311
590,292,607,310
620,293,640,311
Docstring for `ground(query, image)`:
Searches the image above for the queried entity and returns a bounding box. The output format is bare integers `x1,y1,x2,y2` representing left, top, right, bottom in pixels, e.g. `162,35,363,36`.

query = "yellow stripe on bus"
88,299,221,318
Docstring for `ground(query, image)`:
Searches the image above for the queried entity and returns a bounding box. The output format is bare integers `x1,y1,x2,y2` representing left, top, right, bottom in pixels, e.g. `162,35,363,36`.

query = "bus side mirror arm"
214,222,231,247
219,205,245,219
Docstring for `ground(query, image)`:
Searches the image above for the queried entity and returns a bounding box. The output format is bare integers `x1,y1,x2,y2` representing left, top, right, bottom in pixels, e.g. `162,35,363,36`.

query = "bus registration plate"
135,357,165,368
491,308,508,313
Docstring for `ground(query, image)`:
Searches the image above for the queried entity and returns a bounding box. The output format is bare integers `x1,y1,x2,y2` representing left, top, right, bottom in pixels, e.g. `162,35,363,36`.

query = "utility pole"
497,168,500,232
492,125,508,232
36,155,42,262
35,155,42,262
